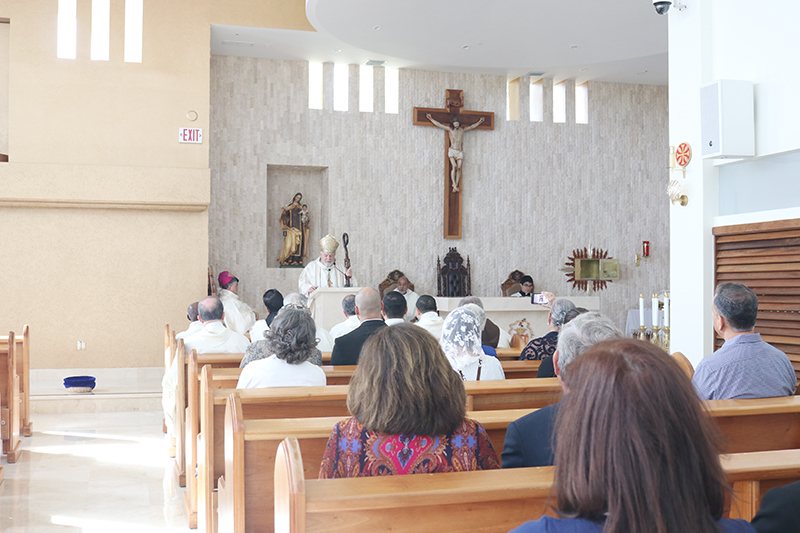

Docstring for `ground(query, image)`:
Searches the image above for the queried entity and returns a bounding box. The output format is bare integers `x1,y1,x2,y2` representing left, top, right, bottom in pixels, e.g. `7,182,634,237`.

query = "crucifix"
413,89,494,239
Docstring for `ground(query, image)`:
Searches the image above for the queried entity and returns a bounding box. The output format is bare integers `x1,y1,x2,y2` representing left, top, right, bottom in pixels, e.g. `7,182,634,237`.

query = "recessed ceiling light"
333,49,341,53
579,68,588,72
524,71,545,77
477,42,484,46
637,70,649,75
221,40,254,47
365,59,386,66
462,45,470,50
373,25,382,30
571,44,578,49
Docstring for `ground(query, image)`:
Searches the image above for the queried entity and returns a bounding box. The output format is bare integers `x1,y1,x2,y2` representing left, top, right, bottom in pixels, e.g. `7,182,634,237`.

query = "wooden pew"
322,347,523,363
194,371,561,531
267,439,800,533
218,396,540,533
706,396,800,453
0,325,32,437
0,332,21,463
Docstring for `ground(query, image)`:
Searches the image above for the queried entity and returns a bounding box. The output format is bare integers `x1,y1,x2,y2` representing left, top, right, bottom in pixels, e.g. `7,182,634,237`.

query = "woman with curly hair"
236,306,325,388
511,339,755,533
319,323,499,478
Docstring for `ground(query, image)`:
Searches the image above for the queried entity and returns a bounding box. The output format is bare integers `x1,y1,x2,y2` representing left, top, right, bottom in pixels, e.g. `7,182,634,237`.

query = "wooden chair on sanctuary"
501,270,526,297
436,247,471,297
378,270,415,298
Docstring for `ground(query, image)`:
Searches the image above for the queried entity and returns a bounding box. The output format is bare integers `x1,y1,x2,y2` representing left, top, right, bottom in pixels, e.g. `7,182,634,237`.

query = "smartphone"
531,293,547,305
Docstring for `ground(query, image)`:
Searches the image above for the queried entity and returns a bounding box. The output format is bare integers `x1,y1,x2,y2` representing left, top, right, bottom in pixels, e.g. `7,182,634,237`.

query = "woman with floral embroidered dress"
318,323,500,478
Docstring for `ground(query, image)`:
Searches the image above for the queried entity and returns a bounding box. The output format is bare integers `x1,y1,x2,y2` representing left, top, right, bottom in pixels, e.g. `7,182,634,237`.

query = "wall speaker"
700,80,754,159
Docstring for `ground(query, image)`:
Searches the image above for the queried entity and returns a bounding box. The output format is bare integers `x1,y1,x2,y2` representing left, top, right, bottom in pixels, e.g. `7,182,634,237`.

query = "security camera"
653,0,672,14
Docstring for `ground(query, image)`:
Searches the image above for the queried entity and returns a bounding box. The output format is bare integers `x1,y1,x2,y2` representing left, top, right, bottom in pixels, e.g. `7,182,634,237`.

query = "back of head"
187,302,199,322
382,292,407,319
714,283,759,332
556,312,622,380
218,271,239,290
416,294,437,313
460,303,486,331
262,289,284,313
355,287,382,319
283,292,308,308
458,296,484,309
266,307,318,364
198,296,224,322
348,323,466,435
341,294,356,316
562,307,587,326
550,298,576,329
554,339,727,533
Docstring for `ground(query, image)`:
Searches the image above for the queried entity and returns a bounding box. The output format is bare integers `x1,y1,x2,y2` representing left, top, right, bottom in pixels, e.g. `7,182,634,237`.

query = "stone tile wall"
209,56,669,330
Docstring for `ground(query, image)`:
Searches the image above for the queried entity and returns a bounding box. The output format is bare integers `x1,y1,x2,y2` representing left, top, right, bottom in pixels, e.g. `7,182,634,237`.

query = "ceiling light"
333,49,341,52
221,40,254,47
462,45,470,50
365,60,386,66
524,71,545,77
373,25,381,30
571,44,578,49
637,70,649,75
579,68,588,72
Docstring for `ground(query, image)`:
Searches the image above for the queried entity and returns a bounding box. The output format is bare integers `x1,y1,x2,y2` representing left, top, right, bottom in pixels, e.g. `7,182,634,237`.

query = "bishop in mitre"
298,234,355,296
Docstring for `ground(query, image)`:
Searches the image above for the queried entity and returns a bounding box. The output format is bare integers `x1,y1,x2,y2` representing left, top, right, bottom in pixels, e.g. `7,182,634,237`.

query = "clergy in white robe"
298,234,355,296
414,295,446,339
176,320,203,340
162,296,249,437
216,271,257,334
394,276,419,322
330,315,360,338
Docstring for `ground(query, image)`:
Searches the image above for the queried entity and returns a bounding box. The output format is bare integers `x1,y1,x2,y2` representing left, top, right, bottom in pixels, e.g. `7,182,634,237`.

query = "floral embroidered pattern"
520,331,558,361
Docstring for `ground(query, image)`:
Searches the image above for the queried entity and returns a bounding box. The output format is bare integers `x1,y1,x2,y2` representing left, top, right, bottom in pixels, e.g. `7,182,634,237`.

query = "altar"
436,296,600,339
309,287,599,339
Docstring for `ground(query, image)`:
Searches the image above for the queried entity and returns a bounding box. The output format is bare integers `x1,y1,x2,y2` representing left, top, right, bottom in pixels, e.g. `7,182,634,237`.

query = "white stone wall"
209,55,669,331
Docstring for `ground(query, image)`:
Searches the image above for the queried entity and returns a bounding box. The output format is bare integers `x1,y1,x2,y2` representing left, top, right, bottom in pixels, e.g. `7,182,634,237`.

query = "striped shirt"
692,333,796,400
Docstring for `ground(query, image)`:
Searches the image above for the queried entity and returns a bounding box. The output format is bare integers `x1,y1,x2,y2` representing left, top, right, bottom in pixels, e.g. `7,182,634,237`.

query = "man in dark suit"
501,312,622,468
751,480,800,533
330,287,386,365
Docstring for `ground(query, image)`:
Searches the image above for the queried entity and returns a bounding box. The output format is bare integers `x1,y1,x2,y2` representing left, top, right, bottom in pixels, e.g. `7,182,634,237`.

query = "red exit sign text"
178,128,203,143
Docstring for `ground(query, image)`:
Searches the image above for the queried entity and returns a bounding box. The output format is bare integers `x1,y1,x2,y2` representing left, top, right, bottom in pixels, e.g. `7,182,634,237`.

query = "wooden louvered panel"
714,219,800,388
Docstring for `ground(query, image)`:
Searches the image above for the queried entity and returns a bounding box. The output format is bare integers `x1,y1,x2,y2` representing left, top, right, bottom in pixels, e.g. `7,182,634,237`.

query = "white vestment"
218,288,257,335
249,319,269,342
162,321,250,437
330,315,360,339
415,311,445,340
497,327,512,349
384,318,405,326
395,288,419,322
298,259,355,296
176,320,203,340
316,327,335,352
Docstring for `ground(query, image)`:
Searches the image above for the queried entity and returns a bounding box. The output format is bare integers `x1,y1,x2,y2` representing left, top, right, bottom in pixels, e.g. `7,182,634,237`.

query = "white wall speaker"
700,80,755,159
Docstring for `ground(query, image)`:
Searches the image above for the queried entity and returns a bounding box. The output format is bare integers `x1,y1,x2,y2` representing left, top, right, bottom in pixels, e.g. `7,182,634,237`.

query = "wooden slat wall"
714,219,800,385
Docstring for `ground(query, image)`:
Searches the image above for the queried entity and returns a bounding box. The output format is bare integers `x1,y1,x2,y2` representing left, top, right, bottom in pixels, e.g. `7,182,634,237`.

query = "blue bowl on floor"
64,375,96,392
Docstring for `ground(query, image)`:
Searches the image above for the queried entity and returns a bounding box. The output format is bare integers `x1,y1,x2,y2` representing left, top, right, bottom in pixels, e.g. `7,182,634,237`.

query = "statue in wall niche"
278,192,309,267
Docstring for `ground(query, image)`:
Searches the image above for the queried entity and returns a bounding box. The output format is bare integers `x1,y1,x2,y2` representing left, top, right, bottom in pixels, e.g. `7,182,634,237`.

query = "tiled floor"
0,411,190,532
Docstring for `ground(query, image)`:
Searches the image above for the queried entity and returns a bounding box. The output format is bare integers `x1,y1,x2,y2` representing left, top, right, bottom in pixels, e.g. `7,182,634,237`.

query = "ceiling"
210,0,668,85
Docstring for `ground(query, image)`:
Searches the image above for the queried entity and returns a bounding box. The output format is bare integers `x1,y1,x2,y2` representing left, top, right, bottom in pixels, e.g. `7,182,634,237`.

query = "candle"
639,294,644,327
642,241,650,258
664,293,670,327
670,146,676,168
652,294,659,327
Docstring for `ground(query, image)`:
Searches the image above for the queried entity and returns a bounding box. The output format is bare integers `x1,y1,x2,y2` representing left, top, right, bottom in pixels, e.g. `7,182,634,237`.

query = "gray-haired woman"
519,298,575,361
237,306,326,388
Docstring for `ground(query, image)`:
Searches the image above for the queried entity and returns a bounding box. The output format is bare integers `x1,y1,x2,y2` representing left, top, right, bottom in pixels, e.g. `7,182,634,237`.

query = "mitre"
319,234,339,253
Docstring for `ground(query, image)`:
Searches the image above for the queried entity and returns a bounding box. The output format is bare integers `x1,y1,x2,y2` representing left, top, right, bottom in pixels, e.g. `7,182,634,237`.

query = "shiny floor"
0,411,190,532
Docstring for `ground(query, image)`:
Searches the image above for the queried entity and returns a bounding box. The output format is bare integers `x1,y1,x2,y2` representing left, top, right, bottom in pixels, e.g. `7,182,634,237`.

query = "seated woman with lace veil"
318,323,499,478
511,338,756,533
440,306,505,381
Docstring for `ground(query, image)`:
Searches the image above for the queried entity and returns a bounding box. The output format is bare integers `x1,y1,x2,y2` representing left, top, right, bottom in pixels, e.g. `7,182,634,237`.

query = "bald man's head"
198,296,224,322
354,287,382,320
187,302,199,322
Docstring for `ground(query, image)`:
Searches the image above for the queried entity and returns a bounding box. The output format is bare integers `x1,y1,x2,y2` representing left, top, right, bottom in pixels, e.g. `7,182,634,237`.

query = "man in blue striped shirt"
693,283,796,400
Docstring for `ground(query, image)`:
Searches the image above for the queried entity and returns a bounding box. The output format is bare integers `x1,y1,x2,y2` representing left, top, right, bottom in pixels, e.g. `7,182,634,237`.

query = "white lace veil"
439,306,484,373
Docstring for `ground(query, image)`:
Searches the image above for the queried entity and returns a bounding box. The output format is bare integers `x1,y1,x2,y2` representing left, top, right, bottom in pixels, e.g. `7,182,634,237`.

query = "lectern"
307,287,359,332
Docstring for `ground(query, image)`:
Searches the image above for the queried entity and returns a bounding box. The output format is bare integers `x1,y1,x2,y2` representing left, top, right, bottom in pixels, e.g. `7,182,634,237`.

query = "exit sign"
179,128,203,143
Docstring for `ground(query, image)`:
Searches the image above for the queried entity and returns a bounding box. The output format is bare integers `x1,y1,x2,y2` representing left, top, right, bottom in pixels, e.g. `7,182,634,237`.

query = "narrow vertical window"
308,62,323,110
57,0,77,59
553,81,566,123
124,0,143,63
507,78,520,121
333,63,348,111
575,83,589,124
359,65,373,112
91,0,110,61
384,67,399,114
529,79,543,122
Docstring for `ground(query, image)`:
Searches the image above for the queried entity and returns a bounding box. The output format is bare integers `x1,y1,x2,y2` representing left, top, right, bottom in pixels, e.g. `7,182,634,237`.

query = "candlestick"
651,293,658,328
651,325,662,347
637,325,647,341
639,294,644,327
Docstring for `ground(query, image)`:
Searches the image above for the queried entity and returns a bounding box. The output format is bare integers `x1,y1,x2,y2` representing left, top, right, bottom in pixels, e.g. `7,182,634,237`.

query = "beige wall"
209,56,670,331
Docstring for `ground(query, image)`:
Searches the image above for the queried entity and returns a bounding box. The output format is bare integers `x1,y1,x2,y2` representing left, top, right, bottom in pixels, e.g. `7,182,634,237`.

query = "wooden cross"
413,89,494,239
